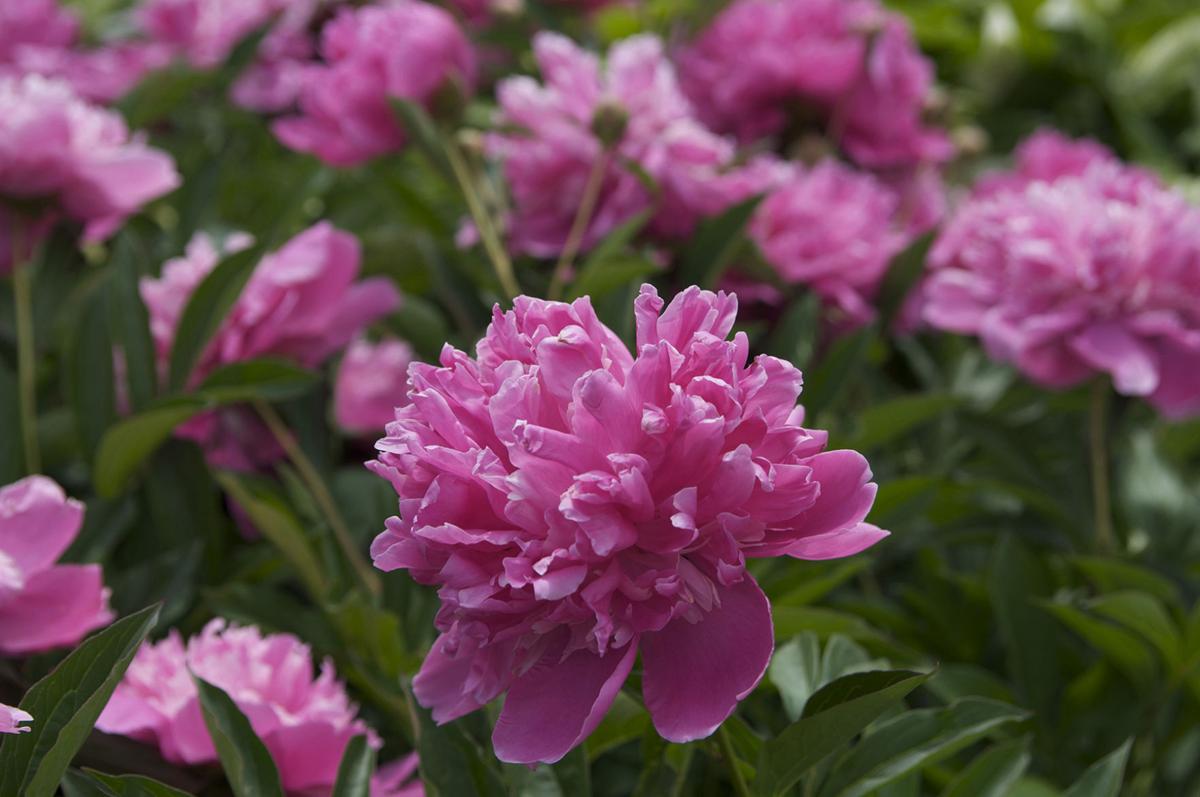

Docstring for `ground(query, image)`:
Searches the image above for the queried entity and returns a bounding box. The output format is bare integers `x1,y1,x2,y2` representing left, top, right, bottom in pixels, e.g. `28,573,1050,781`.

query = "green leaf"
756,669,932,797
92,397,205,497
1089,591,1183,666
0,605,161,797
1043,601,1158,687
167,245,263,391
678,195,763,288
566,255,660,302
194,676,284,797
390,99,454,180
586,691,650,759
848,394,959,450
65,278,117,460
940,737,1031,797
876,232,932,328
802,325,875,416
0,360,25,483
415,706,506,797
989,536,1059,724
331,735,376,797
816,698,1030,797
551,745,590,796
1062,739,1132,797
197,359,319,404
765,292,821,371
769,634,885,722
1069,556,1182,609
107,232,159,413
80,770,194,797
579,208,654,272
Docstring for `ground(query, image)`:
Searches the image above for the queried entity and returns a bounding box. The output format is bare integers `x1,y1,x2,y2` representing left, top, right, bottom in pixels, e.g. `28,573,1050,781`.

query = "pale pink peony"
137,0,288,69
0,476,113,655
924,131,1200,418
272,0,476,167
369,284,887,764
0,703,32,734
751,160,909,326
487,32,786,258
335,337,415,436
0,74,179,248
97,620,420,796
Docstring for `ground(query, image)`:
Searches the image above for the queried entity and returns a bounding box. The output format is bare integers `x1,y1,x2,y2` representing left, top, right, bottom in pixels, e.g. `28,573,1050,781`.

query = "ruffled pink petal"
0,475,84,577
0,702,32,734
785,522,889,560
1070,322,1160,396
0,564,113,654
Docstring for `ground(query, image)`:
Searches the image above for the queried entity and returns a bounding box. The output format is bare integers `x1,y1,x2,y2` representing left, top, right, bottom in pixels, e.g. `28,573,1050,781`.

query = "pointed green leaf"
194,677,284,797
82,770,194,797
678,195,763,288
93,397,205,497
941,737,1031,797
331,735,376,797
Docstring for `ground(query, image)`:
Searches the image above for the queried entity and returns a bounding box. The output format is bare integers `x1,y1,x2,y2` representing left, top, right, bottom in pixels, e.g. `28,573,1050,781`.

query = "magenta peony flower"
97,620,421,796
487,32,786,258
924,131,1200,418
335,337,415,436
137,0,288,69
0,476,113,655
272,0,475,167
369,284,887,764
0,74,179,252
0,703,32,734
0,0,78,63
751,160,910,326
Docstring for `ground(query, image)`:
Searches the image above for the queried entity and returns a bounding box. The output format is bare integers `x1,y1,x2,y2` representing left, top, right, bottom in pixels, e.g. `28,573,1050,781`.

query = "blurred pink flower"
488,32,786,258
0,476,113,655
273,0,475,166
230,0,322,112
98,620,420,796
0,0,78,62
369,284,887,764
335,337,415,436
924,131,1200,418
0,703,32,734
137,0,287,69
0,74,179,249
751,160,909,327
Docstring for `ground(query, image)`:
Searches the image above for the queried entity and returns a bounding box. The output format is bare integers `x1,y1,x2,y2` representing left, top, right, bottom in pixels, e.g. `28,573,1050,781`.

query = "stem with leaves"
443,140,521,301
10,224,39,474
548,152,609,301
1089,379,1115,553
717,723,752,797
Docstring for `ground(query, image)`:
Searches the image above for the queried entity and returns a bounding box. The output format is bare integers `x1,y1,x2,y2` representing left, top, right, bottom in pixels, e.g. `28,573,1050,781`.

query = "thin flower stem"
444,140,521,301
548,151,608,302
11,226,39,475
1089,380,1115,554
255,400,382,600
717,722,752,797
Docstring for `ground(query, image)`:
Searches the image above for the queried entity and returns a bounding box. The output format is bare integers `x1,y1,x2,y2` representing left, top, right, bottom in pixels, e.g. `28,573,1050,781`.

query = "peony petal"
0,475,84,577
0,564,112,654
1070,322,1160,396
785,522,889,560
0,702,32,735
783,449,877,542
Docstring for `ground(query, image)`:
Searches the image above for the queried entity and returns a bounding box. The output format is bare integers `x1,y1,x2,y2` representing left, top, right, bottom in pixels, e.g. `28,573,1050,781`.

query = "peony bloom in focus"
487,32,786,259
923,131,1200,418
0,703,32,734
97,620,422,796
335,337,415,436
0,476,113,655
369,284,887,764
0,75,179,259
272,0,475,167
751,160,910,327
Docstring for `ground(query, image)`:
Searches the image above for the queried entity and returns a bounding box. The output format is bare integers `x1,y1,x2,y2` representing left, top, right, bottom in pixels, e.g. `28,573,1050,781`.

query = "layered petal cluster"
97,620,421,796
751,160,910,326
336,337,416,436
0,476,113,655
487,32,787,258
370,285,887,764
273,0,476,167
0,74,179,248
924,131,1200,417
677,0,951,169
0,703,32,734
137,0,288,69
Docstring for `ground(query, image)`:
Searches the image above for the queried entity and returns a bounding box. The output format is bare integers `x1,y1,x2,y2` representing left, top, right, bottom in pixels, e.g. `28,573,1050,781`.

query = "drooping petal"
1070,322,1160,396
0,703,32,734
0,564,112,654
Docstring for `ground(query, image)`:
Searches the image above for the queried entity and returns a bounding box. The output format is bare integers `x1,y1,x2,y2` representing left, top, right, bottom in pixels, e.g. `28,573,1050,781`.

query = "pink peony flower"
0,0,78,63
751,160,910,326
0,476,113,655
487,32,786,258
335,337,416,436
272,0,476,167
369,284,887,764
0,703,32,734
230,0,323,112
924,131,1200,418
137,0,288,69
97,620,420,796
0,74,179,248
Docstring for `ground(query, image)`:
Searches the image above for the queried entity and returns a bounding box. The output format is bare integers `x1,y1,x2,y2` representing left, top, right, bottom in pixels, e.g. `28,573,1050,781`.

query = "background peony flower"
137,0,288,69
487,32,785,258
272,0,476,167
0,703,32,734
751,160,910,327
96,620,417,795
369,284,887,764
923,131,1200,418
0,75,179,246
0,476,113,655
0,0,79,63
335,337,415,436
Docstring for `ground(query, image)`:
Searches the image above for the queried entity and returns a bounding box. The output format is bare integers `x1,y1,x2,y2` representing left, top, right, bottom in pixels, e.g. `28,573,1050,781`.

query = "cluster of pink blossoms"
97,620,423,796
369,285,886,764
923,131,1200,418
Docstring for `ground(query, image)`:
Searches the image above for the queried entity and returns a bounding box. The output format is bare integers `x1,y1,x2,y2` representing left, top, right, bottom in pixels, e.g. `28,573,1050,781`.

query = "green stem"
548,151,609,302
11,239,39,475
1089,380,1115,554
255,401,382,600
444,140,520,301
717,723,752,797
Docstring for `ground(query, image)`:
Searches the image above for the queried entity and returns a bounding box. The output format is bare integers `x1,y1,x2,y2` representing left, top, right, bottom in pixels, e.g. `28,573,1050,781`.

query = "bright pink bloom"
230,0,323,112
0,0,78,62
751,160,909,326
272,0,475,167
487,32,785,258
924,131,1200,418
0,476,113,655
335,337,415,436
0,703,32,734
97,620,418,796
370,285,887,764
137,0,287,69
